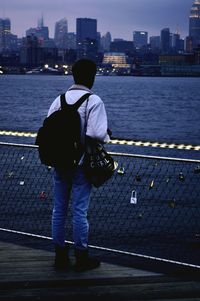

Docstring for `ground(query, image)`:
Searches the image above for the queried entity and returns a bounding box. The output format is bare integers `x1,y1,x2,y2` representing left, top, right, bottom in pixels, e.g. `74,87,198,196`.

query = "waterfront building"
102,52,129,68
189,0,200,49
159,53,200,76
133,31,148,49
159,54,195,66
54,18,68,49
76,18,98,61
193,45,200,64
160,28,170,53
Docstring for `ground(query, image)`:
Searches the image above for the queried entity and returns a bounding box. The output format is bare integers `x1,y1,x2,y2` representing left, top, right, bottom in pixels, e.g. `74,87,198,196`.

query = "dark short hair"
72,59,97,87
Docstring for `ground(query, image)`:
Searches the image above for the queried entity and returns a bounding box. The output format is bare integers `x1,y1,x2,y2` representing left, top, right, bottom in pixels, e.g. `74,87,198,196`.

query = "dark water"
0,75,200,158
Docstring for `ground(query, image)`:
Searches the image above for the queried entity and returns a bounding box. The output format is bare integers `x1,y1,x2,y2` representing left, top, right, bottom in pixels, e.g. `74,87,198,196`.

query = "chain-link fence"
0,142,200,268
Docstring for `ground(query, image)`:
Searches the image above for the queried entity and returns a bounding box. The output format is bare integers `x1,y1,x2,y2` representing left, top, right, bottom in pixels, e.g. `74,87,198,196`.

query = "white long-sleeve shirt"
47,84,110,144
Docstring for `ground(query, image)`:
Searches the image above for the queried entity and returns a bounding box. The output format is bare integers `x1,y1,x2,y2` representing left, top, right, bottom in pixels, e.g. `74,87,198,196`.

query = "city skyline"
0,0,194,40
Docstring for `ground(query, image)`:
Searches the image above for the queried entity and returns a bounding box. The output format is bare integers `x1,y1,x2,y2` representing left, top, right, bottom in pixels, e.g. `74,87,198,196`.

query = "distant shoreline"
1,73,200,78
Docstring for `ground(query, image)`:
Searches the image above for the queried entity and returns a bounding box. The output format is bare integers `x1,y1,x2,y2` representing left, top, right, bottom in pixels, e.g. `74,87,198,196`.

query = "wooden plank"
0,261,161,276
0,261,162,278
0,241,169,288
0,241,162,278
1,241,200,300
0,272,181,289
1,281,200,301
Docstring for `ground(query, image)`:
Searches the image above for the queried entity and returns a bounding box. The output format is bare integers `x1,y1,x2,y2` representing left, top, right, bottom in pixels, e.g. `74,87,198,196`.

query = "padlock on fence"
130,190,137,204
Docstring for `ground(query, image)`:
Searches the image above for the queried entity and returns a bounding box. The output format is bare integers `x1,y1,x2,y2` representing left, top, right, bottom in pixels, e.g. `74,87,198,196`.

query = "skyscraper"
189,0,200,48
76,18,98,61
20,35,41,67
26,17,49,45
0,18,11,52
54,18,68,49
38,15,44,28
101,32,112,52
133,31,148,49
160,28,170,53
171,33,184,53
149,36,160,52
67,32,76,50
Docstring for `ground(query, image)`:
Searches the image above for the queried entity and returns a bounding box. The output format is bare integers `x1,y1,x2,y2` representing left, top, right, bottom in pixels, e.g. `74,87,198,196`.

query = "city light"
0,1,200,76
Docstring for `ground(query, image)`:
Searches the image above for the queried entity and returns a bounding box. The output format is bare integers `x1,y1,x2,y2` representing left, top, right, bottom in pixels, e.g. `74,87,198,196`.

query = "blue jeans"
52,166,92,249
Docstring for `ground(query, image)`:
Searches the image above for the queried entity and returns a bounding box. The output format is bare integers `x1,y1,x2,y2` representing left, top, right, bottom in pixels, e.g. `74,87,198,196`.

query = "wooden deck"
0,240,200,300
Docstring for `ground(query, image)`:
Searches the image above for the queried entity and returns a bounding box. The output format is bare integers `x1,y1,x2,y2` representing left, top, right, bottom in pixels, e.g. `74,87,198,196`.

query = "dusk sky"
0,0,193,40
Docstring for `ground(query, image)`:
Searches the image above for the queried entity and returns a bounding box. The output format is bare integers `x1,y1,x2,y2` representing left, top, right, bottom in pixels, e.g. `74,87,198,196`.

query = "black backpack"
35,92,91,170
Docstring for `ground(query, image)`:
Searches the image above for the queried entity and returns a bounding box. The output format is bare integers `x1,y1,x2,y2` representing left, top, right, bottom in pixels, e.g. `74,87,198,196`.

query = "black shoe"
54,244,71,270
74,248,100,272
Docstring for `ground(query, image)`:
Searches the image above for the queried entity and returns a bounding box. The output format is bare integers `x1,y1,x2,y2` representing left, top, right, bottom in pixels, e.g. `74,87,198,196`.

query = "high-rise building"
67,32,76,50
189,0,200,48
54,18,68,49
185,36,194,53
160,28,170,53
26,17,49,46
0,18,20,53
76,18,98,61
20,35,41,67
133,31,148,49
0,18,11,52
171,33,184,53
101,32,112,52
38,16,44,28
149,36,160,52
76,18,97,43
110,40,134,54
97,32,101,51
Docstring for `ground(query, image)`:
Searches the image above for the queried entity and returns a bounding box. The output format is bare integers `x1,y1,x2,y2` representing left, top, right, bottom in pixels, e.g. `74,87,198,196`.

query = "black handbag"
83,136,118,188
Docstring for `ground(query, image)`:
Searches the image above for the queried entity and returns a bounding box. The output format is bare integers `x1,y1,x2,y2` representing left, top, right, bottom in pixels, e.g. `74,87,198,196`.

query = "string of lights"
0,129,200,151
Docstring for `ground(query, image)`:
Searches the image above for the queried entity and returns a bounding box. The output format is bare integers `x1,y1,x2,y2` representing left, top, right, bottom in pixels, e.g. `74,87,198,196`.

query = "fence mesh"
0,142,200,267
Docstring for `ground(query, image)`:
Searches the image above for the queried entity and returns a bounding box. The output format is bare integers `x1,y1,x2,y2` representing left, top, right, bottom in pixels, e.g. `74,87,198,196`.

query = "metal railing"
0,141,200,268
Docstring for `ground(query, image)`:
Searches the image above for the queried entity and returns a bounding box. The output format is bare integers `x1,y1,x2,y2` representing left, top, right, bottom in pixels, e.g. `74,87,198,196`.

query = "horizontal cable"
1,228,200,270
0,129,200,151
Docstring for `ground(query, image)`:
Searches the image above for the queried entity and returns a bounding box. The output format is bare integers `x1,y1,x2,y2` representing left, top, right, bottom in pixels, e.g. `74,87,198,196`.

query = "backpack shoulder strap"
60,92,92,111
73,93,92,111
60,93,67,110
